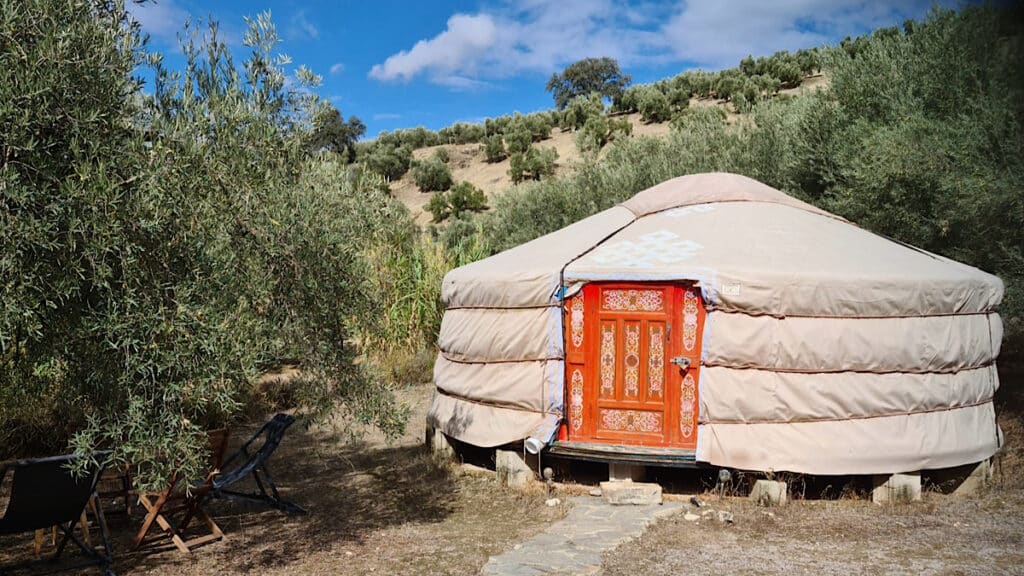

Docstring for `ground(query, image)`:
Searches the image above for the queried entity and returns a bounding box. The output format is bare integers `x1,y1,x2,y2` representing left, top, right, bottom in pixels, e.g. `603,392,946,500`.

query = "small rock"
545,498,561,507
589,488,602,497
701,509,715,519
762,511,775,519
344,551,353,557
513,544,522,550
684,512,700,521
690,496,704,508
717,511,735,524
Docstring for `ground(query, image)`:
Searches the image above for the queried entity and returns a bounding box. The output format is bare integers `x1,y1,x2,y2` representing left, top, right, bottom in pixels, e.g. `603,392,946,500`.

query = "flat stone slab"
599,481,662,505
482,496,682,576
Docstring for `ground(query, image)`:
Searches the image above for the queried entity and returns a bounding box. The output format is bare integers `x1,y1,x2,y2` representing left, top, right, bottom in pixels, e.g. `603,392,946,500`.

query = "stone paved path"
481,497,684,576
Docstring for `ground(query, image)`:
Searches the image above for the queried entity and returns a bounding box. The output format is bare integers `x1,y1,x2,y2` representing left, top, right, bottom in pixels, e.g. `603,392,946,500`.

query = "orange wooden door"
564,283,705,449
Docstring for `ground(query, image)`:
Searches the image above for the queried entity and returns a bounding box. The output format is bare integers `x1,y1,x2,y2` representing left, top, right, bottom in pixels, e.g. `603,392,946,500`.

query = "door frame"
563,281,705,449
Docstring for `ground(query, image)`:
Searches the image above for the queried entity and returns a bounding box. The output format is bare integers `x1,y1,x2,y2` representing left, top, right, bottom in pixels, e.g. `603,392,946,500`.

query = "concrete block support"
496,449,535,488
953,459,993,496
749,479,788,506
608,463,646,482
872,472,922,504
427,425,454,461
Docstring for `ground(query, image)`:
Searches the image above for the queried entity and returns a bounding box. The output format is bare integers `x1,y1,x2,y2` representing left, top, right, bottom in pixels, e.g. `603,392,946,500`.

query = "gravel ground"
601,488,1024,576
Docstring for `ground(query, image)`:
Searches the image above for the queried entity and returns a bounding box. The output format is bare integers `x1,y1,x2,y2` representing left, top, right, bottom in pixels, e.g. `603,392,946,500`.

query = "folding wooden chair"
211,413,305,514
0,452,114,575
132,428,229,554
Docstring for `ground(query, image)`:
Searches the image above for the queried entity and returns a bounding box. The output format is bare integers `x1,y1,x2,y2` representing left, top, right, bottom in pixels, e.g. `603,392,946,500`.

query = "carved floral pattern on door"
570,368,584,432
600,409,663,433
570,294,585,348
647,324,664,397
680,373,696,438
623,323,640,398
599,324,616,397
683,289,699,351
602,289,664,312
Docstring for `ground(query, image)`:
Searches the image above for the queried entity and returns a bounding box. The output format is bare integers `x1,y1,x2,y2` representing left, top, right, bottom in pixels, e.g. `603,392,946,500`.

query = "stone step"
599,481,662,505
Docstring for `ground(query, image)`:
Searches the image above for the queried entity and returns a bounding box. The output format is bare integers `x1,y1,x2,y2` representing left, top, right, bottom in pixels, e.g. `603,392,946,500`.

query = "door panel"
563,283,705,449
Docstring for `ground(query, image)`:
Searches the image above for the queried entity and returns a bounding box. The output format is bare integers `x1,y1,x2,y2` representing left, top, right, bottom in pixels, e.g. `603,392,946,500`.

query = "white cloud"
370,14,499,81
369,0,937,88
126,0,190,44
660,0,934,68
289,10,319,41
368,3,665,84
330,62,345,75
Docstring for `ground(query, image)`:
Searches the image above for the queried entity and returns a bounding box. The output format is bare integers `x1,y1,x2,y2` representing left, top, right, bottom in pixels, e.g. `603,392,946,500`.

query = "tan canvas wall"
699,365,998,424
439,306,561,362
698,401,1000,475
702,311,1001,373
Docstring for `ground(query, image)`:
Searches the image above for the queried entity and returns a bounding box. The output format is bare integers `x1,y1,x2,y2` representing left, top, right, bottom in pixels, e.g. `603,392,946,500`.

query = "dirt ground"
602,488,1024,576
4,363,1021,576
0,383,567,575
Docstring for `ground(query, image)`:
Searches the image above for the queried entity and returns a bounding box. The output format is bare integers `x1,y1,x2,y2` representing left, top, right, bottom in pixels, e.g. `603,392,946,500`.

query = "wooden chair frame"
132,429,229,554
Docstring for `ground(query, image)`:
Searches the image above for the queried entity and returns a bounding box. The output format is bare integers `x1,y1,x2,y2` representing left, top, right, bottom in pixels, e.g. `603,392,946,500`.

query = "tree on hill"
546,57,632,109
307,104,366,162
426,181,489,223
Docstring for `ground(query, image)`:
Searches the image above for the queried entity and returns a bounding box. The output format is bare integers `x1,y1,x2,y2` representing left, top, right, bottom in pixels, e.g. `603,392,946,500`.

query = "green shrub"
482,134,507,162
426,182,489,223
438,122,485,144
609,117,633,140
505,127,533,155
562,94,604,131
433,147,450,163
364,144,413,180
637,88,672,122
413,158,453,192
509,146,558,184
575,114,610,153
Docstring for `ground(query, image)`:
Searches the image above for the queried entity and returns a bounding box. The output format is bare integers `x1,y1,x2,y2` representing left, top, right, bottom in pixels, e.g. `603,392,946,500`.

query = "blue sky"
128,0,952,138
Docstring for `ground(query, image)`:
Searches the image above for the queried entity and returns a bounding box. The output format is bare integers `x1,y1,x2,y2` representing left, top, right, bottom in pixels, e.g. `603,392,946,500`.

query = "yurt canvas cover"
428,173,1003,475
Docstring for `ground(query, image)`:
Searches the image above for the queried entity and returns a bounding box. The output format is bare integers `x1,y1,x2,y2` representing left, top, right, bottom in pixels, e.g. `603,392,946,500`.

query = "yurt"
427,173,1003,476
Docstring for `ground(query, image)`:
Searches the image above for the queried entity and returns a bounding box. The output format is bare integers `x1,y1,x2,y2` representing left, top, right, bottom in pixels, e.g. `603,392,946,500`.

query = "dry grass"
601,490,1024,576
0,383,566,576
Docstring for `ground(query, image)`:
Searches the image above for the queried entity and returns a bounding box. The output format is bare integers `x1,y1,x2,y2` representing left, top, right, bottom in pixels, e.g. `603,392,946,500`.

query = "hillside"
391,75,829,225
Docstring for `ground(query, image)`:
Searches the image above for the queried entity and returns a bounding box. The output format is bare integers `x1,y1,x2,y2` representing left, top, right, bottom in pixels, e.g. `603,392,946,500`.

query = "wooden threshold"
547,441,702,468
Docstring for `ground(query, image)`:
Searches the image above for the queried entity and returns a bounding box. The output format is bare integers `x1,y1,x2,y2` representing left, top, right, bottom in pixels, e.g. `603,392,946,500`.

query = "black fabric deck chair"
0,453,114,575
210,414,305,514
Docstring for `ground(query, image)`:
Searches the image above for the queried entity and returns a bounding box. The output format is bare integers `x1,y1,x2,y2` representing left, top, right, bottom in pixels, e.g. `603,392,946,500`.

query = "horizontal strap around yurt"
699,360,998,375
433,387,562,415
443,303,560,311
706,305,998,320
438,350,562,364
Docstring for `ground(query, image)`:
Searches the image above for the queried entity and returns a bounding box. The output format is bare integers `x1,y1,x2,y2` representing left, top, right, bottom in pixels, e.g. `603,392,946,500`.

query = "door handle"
670,356,691,370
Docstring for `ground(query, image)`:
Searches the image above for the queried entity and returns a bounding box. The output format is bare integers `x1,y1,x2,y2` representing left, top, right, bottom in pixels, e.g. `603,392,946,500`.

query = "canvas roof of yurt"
429,172,1004,475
